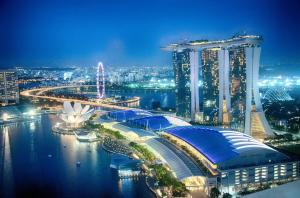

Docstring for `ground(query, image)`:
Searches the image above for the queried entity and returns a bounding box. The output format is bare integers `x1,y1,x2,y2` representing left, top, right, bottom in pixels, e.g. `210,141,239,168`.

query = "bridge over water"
20,85,138,111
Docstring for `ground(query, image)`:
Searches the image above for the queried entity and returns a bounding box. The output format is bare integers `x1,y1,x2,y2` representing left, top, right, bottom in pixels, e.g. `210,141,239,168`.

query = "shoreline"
145,176,159,198
101,135,159,198
102,142,132,158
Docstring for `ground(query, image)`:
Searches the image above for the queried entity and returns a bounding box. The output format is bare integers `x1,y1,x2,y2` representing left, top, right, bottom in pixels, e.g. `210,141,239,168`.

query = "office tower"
0,70,19,106
164,35,273,138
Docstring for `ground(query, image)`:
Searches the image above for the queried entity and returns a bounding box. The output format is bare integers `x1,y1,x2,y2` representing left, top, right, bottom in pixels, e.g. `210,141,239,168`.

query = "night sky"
1,0,300,69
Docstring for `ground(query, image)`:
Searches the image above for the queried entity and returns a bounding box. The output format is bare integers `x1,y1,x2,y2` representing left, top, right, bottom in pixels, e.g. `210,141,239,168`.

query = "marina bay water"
106,89,176,110
46,86,176,110
0,114,154,198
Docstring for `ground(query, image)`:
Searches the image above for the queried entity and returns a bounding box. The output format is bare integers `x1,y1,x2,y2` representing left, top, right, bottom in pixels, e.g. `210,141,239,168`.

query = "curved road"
20,85,136,110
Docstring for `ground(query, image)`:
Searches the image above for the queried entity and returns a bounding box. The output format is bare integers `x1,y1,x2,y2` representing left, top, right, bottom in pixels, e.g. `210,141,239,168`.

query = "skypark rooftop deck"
162,35,262,51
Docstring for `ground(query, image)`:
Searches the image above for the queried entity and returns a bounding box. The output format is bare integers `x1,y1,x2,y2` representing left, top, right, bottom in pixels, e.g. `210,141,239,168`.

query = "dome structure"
60,102,94,126
164,126,289,170
263,88,293,103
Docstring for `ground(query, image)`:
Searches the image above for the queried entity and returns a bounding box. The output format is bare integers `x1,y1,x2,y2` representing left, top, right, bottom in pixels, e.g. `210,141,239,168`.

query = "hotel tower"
164,35,273,139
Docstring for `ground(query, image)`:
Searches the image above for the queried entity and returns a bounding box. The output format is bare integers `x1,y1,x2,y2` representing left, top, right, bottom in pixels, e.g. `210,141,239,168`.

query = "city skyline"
1,1,300,198
168,35,272,138
1,0,300,69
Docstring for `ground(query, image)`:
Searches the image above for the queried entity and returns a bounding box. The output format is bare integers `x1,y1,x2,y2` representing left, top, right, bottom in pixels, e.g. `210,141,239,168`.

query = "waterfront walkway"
100,119,204,181
145,138,203,180
155,138,204,177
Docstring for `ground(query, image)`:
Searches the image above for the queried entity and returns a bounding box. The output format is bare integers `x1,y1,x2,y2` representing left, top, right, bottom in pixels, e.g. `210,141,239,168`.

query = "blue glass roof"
108,110,152,122
108,110,137,122
165,126,289,168
128,115,172,131
165,126,240,164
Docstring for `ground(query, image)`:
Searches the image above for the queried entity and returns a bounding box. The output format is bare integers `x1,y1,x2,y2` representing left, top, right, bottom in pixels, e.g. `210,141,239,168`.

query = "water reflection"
120,178,134,194
1,126,15,197
0,114,154,198
29,122,36,131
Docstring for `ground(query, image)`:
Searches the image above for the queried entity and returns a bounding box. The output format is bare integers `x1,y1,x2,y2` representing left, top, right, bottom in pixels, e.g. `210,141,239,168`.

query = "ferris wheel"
96,62,105,99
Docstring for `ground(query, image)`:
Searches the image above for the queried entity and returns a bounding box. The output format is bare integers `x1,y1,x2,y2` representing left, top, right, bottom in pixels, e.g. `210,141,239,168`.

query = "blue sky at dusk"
0,0,300,69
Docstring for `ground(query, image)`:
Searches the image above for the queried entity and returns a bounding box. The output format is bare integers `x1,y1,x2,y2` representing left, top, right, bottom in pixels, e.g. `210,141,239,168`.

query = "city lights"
1,1,300,197
2,113,10,121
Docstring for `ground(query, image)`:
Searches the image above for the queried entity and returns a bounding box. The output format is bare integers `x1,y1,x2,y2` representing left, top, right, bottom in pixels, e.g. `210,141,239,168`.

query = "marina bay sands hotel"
163,35,272,139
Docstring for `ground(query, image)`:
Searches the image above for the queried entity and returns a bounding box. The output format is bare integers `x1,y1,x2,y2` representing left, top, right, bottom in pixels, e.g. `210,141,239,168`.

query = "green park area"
129,142,156,161
150,164,188,197
278,144,300,156
84,121,188,197
83,122,125,139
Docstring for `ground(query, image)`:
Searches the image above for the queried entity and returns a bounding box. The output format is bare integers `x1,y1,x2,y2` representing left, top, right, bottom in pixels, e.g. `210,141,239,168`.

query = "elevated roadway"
20,85,137,111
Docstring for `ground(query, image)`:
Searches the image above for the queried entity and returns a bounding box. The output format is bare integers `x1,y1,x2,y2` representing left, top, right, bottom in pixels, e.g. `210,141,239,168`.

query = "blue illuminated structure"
108,110,136,122
107,110,152,122
166,126,237,164
164,126,300,195
106,110,299,194
128,115,172,131
165,126,289,169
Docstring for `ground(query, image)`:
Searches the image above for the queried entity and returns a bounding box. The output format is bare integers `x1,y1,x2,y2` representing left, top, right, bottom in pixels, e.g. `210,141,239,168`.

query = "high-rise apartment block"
0,70,19,106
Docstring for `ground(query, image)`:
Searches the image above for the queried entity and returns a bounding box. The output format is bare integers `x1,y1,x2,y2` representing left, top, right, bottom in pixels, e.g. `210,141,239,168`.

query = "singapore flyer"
96,62,105,99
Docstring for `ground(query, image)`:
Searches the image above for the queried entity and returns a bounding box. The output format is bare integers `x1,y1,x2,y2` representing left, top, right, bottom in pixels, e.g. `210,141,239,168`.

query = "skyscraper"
172,49,192,119
172,48,199,120
0,70,19,106
228,46,247,132
201,48,220,123
164,35,273,138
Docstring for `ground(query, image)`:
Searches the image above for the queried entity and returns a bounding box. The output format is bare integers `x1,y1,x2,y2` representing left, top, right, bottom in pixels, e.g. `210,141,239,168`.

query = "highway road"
20,85,136,111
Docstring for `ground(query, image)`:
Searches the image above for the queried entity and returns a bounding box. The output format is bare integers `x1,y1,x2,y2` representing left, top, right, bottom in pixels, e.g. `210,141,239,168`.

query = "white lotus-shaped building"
60,102,94,126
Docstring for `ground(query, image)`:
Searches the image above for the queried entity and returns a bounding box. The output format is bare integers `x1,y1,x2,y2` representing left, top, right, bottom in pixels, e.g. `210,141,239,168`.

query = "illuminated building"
163,126,300,195
0,69,19,106
228,46,247,132
172,49,199,119
108,109,191,131
263,88,293,103
164,35,273,137
60,101,94,128
201,49,220,123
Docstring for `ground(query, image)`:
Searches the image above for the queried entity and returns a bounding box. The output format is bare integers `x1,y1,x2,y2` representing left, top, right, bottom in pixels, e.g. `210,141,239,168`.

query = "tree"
172,181,188,197
210,187,221,198
222,193,232,198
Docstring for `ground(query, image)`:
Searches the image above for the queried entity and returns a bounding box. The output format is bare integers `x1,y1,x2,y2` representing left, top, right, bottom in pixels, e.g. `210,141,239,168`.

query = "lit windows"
222,172,227,178
242,169,248,182
261,166,267,179
255,167,261,182
274,165,279,180
292,163,297,177
280,164,286,176
235,170,240,185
